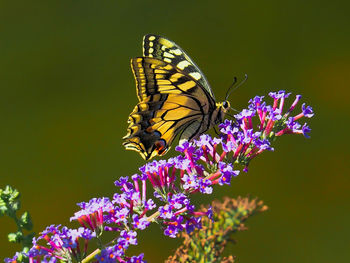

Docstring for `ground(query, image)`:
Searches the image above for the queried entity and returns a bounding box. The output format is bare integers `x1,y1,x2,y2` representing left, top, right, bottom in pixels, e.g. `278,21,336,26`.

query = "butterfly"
123,34,231,160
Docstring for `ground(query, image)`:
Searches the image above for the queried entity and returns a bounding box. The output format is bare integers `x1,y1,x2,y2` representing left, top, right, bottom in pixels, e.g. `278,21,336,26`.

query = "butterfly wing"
142,34,215,100
123,57,216,160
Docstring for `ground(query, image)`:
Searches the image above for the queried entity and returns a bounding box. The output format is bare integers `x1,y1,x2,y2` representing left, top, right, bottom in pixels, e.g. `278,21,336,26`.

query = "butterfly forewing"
123,57,216,160
143,34,215,100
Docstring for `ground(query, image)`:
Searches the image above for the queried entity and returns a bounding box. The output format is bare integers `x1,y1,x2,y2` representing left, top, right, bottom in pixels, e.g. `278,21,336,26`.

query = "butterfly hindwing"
123,57,216,160
143,34,215,100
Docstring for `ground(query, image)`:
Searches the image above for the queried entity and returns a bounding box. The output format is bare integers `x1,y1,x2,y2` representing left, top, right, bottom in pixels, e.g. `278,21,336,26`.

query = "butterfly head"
215,100,231,124
222,100,231,111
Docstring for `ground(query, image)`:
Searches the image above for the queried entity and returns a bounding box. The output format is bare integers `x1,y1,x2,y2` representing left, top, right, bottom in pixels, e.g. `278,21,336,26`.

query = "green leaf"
8,231,23,243
10,200,21,212
16,252,25,262
2,185,20,201
0,185,21,215
19,212,33,230
0,203,7,216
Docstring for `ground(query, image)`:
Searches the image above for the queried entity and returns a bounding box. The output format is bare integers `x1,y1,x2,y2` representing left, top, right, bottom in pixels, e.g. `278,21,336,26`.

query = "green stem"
81,249,100,263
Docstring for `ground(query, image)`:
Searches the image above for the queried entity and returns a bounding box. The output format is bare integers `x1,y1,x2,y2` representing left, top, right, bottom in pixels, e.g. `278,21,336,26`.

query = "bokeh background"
1,0,349,262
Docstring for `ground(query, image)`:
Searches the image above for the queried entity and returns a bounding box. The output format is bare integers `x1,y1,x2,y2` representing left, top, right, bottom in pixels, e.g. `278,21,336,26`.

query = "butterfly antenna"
225,74,248,101
225,77,237,101
229,107,239,113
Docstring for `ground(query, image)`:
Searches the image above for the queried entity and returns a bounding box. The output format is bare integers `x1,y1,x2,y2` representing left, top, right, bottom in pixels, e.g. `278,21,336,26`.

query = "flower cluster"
5,91,313,263
22,224,95,262
219,90,314,170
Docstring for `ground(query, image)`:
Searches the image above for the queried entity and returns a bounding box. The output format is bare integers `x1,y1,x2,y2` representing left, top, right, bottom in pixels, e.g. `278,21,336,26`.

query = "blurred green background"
1,0,349,262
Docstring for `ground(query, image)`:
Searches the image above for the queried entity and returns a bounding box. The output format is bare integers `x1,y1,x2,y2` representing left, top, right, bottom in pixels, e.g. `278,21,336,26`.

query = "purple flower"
175,140,195,153
269,90,291,99
249,95,265,107
173,157,191,171
79,227,96,240
128,253,146,263
96,246,119,262
60,227,76,248
302,123,312,138
168,193,189,209
222,141,236,152
159,205,174,219
113,207,130,224
115,176,133,189
255,138,274,151
163,215,185,238
234,109,255,120
268,108,282,121
219,119,232,130
131,173,141,181
206,207,214,222
119,230,138,246
182,173,199,190
302,103,314,118
237,129,254,144
195,134,213,148
140,161,159,174
219,119,239,135
27,238,46,257
113,193,126,204
164,225,179,238
132,214,150,230
115,239,129,253
145,199,156,210
198,178,213,194
40,224,61,238
212,137,222,145
218,162,239,185
123,188,139,201
286,117,301,131
185,216,202,234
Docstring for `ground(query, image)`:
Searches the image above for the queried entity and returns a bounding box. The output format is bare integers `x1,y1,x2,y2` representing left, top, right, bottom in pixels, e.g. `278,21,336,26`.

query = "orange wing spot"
155,140,167,155
148,119,157,126
146,126,154,133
